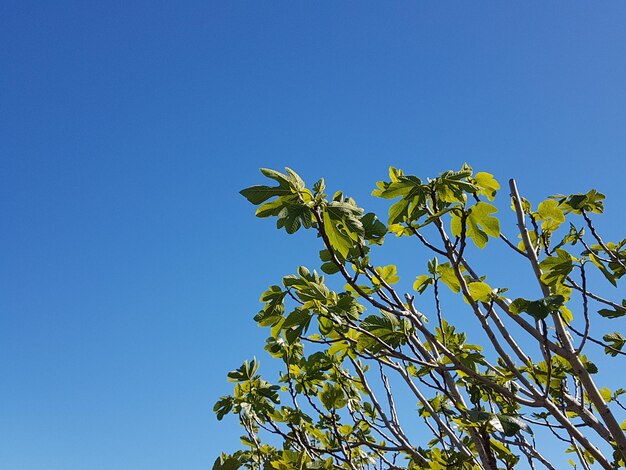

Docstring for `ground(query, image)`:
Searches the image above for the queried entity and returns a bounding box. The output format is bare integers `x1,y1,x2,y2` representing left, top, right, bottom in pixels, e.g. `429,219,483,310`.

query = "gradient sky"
2,2,626,469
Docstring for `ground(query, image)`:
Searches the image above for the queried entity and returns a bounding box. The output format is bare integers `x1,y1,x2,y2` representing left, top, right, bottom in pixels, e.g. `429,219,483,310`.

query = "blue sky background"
2,2,626,469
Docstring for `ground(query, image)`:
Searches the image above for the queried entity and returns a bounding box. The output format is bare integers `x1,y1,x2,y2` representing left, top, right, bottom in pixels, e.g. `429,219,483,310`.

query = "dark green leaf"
497,415,532,436
240,185,291,205
361,212,387,244
509,295,565,320
598,305,626,319
603,332,626,357
558,189,605,214
227,358,260,382
213,454,241,470
320,262,340,275
214,396,234,421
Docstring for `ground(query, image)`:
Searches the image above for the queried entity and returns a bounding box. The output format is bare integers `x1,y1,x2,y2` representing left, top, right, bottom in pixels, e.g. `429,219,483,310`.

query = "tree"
213,166,626,469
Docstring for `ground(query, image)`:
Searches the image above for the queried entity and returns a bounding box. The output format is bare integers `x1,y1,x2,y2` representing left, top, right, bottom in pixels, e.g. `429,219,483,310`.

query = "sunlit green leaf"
437,263,461,293
474,172,500,201
373,264,400,286
451,202,500,248
413,274,433,294
537,199,565,232
468,281,493,302
323,210,353,258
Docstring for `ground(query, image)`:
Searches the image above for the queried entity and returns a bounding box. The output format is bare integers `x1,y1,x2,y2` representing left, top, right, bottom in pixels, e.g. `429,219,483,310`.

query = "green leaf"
373,265,400,286
239,435,255,447
537,199,565,232
319,249,332,262
227,358,260,382
313,178,325,195
488,415,504,433
497,415,532,437
305,458,334,469
254,286,286,327
284,167,305,190
451,202,500,248
539,249,574,287
490,439,519,466
240,168,296,205
589,252,618,287
242,168,313,234
509,295,565,320
583,358,598,374
213,454,242,470
437,263,461,293
387,198,410,224
323,210,353,259
372,167,421,199
388,222,412,237
361,212,387,244
468,281,492,302
554,223,585,250
360,313,406,351
372,168,429,225
474,172,500,201
318,250,340,274
558,189,605,214
560,305,574,324
240,184,291,205
327,339,350,357
282,309,312,329
255,199,286,218
434,165,476,203
320,262,340,275
318,382,346,410
214,396,234,421
413,274,433,294
598,304,626,319
326,201,364,240
603,332,626,357
467,408,491,423
260,167,291,186
508,298,528,315
600,387,613,402
277,204,312,234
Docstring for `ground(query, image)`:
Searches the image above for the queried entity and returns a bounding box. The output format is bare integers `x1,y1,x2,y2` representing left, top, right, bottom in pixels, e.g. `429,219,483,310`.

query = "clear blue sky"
2,2,626,469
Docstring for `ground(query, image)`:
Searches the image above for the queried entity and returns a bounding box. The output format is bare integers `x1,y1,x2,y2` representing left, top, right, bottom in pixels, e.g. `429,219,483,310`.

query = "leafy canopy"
217,166,626,470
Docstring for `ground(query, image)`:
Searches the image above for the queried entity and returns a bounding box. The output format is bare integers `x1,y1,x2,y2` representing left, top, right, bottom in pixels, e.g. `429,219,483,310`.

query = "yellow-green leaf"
323,210,352,258
413,274,432,294
373,265,400,285
474,172,500,201
600,387,612,402
537,199,565,231
468,281,493,302
560,305,573,324
437,263,461,293
452,202,500,248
